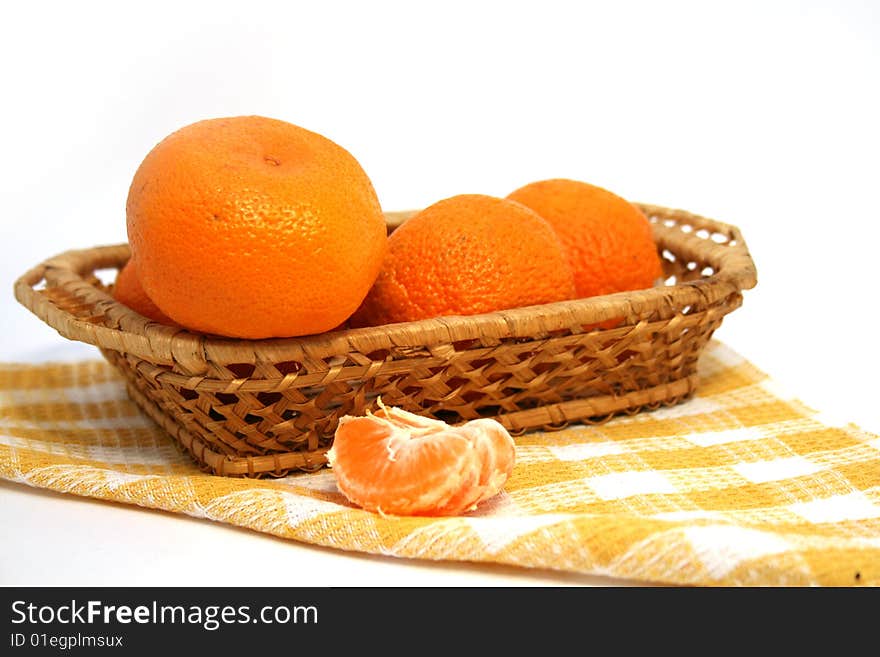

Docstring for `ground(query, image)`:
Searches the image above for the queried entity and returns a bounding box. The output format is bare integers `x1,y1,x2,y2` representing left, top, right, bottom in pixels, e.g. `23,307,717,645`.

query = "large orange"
507,179,663,298
126,115,387,339
350,194,576,326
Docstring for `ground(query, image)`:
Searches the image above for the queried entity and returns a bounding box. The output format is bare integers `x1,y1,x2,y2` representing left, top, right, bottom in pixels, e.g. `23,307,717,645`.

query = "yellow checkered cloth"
1,340,877,586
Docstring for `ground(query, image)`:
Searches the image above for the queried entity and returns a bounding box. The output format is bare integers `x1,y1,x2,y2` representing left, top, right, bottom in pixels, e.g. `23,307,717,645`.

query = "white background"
1,1,878,586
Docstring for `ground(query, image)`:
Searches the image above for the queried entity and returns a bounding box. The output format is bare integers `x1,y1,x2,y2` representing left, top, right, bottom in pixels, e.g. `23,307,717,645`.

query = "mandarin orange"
507,179,663,298
112,260,175,325
126,115,387,338
351,194,575,326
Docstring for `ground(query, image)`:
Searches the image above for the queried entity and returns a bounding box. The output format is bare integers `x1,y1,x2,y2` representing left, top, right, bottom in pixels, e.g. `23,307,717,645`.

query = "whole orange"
507,179,663,298
112,260,175,326
350,194,576,326
126,115,387,339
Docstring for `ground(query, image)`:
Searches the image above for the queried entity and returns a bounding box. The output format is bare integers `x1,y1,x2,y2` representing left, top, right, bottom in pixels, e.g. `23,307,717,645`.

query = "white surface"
1,0,878,586
0,480,644,587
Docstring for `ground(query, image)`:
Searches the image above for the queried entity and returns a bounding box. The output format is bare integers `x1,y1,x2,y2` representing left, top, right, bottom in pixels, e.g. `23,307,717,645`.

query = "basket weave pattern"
15,204,757,477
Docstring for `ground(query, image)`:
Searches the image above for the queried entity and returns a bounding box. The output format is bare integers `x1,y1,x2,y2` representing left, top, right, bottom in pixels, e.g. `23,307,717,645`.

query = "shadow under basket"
14,204,757,478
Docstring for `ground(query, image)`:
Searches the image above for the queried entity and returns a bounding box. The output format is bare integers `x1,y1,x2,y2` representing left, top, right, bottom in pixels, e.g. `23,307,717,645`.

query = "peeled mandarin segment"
452,420,515,508
329,415,476,516
328,407,517,517
376,433,477,516
463,419,516,501
420,437,484,517
429,438,486,516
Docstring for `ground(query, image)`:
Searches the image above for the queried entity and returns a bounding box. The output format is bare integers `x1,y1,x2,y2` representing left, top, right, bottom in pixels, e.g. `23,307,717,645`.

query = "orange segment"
465,418,517,499
327,403,516,517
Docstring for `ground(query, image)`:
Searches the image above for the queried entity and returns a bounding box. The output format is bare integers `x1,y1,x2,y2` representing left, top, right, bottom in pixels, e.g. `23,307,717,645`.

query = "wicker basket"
14,204,756,477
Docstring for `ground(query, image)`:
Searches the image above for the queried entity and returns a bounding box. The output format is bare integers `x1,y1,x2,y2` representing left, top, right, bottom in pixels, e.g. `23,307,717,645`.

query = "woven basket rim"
14,203,757,371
